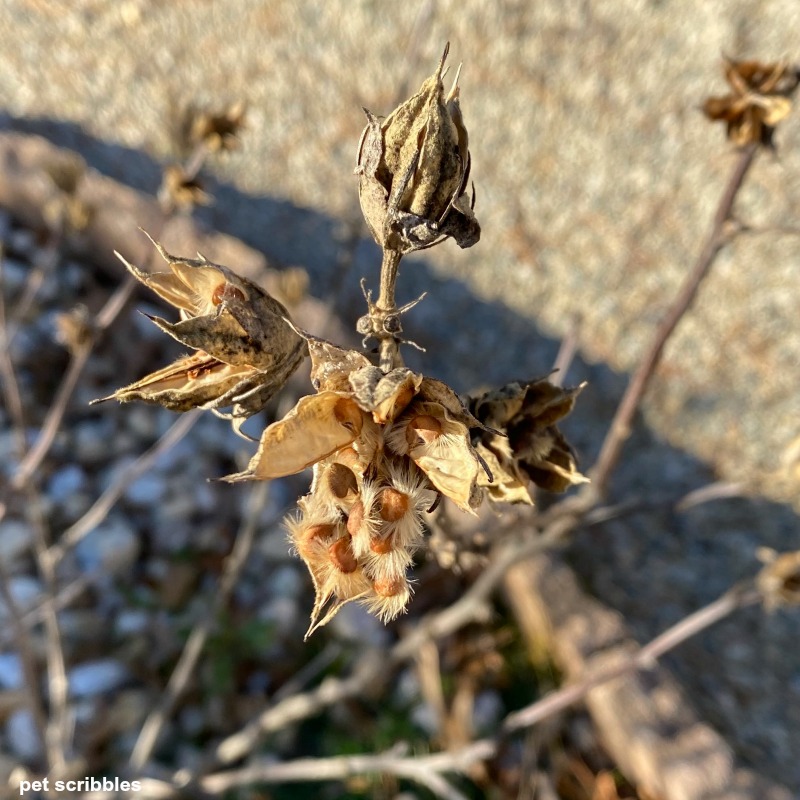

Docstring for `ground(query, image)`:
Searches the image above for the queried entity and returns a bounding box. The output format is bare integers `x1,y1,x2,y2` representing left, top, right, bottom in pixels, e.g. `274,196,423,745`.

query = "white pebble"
5,709,41,761
0,653,23,689
68,659,129,698
74,518,140,575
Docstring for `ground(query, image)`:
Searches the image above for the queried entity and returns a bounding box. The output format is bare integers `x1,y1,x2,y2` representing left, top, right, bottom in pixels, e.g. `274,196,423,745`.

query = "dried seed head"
94,235,306,431
703,57,798,147
470,378,587,500
356,43,480,254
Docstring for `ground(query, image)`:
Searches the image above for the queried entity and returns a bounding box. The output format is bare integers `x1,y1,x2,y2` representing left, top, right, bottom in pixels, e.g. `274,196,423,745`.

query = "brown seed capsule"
373,576,406,597
407,414,442,448
369,531,395,555
379,487,410,522
297,523,337,559
329,536,358,574
328,463,358,500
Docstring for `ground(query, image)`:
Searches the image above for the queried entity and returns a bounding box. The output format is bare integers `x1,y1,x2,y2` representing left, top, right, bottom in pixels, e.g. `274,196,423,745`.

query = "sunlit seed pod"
379,486,410,522
329,535,359,574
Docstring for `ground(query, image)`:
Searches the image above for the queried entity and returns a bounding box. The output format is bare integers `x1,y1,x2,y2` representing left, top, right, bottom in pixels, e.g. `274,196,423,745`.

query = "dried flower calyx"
92,234,306,434
757,548,800,611
223,335,491,635
469,377,588,504
703,57,799,147
357,43,480,254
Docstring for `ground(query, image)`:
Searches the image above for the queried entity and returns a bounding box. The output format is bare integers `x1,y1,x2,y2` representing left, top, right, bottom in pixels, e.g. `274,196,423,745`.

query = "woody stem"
376,248,403,372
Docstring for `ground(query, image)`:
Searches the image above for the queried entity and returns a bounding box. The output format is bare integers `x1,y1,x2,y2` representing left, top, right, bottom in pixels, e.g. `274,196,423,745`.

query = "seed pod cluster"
470,378,588,504
224,331,488,636
92,235,307,436
703,57,798,147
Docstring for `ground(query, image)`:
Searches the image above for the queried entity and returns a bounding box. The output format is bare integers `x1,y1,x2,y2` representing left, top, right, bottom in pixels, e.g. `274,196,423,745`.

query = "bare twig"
128,482,270,772
588,143,759,497
502,581,760,732
10,274,136,492
48,410,201,564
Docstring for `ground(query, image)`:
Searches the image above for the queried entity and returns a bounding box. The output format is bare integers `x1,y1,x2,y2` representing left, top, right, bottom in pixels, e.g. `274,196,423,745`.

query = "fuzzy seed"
297,523,336,558
346,498,365,537
407,414,442,447
373,576,406,597
329,536,358,573
369,531,394,554
379,487,410,521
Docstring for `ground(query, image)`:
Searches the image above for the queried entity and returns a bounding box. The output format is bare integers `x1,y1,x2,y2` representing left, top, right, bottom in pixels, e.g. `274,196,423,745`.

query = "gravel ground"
1,0,800,794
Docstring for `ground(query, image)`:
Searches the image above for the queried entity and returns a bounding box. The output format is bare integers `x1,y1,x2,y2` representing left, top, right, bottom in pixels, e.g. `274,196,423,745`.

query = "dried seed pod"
222,392,365,482
95,235,306,430
703,57,798,147
349,366,423,423
356,43,480,254
387,401,481,513
470,378,587,497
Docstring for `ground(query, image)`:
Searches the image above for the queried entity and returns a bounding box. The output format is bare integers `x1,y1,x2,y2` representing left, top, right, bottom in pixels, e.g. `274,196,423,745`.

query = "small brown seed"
329,536,358,573
373,576,406,597
334,397,364,435
379,487,410,521
369,531,395,554
297,523,336,558
328,463,358,499
407,414,442,447
211,282,246,306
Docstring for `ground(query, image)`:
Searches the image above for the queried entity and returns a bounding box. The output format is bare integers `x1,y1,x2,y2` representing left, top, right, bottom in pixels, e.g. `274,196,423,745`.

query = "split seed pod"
93,234,306,434
357,43,480,254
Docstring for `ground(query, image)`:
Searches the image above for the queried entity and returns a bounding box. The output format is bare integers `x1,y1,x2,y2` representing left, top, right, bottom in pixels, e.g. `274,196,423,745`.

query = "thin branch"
48,410,201,564
128,482,270,772
588,143,759,498
10,275,137,492
0,555,49,767
502,581,760,733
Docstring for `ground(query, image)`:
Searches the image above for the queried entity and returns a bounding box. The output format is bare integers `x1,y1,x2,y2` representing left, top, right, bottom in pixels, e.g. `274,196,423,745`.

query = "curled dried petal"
222,392,365,482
